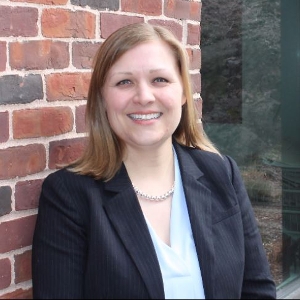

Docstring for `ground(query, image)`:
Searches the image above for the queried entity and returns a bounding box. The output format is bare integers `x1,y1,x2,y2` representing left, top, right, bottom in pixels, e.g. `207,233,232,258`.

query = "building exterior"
0,0,201,298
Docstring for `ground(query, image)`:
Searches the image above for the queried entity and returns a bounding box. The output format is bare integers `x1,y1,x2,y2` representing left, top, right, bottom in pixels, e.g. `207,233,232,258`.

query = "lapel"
174,142,215,299
103,164,165,299
103,142,215,299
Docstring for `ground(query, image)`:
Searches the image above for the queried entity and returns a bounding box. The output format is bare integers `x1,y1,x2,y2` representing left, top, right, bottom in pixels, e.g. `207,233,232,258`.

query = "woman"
32,23,276,299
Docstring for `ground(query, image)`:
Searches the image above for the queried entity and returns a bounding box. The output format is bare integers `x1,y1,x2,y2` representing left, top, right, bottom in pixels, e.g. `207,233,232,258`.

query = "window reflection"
201,0,242,124
201,0,300,290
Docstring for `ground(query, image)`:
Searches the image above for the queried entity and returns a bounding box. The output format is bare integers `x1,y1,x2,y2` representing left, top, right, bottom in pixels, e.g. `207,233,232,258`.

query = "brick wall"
0,0,202,298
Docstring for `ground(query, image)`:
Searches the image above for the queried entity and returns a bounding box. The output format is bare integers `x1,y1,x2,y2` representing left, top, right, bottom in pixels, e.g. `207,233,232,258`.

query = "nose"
133,81,155,105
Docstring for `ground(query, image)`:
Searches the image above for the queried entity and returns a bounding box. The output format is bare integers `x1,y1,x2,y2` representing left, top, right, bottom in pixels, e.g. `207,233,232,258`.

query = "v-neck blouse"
145,150,206,299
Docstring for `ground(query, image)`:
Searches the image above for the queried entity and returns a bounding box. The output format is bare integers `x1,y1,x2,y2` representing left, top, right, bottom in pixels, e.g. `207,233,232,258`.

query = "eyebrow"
111,68,168,77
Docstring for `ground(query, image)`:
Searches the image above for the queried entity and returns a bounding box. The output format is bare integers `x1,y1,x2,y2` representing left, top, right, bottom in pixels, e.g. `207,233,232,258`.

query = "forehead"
111,40,177,69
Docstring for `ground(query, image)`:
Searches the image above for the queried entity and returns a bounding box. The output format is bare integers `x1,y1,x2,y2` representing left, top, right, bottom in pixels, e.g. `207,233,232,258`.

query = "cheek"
104,98,121,116
105,89,130,111
105,99,127,128
164,94,185,111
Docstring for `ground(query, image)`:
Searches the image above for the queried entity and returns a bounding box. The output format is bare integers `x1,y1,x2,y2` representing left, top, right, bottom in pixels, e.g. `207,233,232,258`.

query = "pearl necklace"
132,181,175,202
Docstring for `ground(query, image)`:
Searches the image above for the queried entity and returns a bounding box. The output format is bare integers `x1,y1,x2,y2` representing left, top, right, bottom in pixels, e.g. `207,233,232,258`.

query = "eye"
153,77,168,83
116,79,132,86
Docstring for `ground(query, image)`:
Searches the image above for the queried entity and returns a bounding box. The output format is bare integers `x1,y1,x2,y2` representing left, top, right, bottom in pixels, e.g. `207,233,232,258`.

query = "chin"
132,136,171,148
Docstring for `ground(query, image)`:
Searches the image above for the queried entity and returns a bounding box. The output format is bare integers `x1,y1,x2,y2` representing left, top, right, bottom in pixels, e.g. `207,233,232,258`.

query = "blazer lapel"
174,143,215,299
103,164,165,299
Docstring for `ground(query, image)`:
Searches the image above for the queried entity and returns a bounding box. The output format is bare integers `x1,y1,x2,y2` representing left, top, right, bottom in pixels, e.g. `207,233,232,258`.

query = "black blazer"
32,142,276,299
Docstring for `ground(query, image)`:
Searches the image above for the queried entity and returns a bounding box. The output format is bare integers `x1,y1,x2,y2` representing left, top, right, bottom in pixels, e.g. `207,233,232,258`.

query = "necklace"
132,181,175,202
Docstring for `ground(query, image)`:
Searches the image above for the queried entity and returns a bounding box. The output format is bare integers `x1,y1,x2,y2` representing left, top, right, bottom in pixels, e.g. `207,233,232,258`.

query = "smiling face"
102,40,186,151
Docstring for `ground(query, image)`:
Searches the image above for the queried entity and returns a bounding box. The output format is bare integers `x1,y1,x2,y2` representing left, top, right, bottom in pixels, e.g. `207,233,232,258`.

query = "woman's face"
102,40,186,150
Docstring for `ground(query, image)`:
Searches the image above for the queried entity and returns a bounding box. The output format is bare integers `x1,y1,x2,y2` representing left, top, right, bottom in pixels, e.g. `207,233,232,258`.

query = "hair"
70,22,219,180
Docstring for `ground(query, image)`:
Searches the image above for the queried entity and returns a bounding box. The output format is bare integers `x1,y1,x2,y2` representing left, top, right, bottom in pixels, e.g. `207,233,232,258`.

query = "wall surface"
0,0,202,298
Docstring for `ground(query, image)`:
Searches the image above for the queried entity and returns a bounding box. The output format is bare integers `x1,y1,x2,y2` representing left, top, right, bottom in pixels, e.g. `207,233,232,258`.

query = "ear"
181,93,187,105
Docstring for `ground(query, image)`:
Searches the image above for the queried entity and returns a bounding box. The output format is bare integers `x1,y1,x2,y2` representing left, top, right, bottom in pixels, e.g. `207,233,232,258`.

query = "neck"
123,140,175,187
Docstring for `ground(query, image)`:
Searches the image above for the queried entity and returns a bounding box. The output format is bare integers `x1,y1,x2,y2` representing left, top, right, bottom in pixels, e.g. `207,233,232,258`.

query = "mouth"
128,113,162,121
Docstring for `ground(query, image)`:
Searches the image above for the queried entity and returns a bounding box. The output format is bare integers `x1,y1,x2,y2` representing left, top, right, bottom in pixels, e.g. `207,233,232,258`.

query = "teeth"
129,113,161,120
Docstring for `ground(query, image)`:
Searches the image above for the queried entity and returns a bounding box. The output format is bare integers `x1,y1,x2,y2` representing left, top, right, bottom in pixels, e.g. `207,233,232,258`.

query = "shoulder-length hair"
70,22,219,180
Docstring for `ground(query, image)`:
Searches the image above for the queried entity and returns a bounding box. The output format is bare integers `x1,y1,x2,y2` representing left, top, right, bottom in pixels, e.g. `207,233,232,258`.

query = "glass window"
201,0,300,294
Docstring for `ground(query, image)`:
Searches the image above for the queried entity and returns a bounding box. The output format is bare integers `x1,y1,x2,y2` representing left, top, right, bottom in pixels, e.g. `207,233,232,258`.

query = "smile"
128,113,162,120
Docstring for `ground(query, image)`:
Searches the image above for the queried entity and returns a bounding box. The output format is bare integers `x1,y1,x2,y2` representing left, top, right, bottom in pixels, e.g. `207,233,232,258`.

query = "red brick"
0,288,32,299
186,48,201,70
0,6,38,37
191,72,201,94
46,72,91,101
42,9,95,38
0,111,9,143
100,13,143,38
0,215,37,253
187,23,200,45
15,179,44,211
14,250,32,284
191,1,202,21
0,258,11,289
148,19,183,41
10,40,69,70
0,41,6,71
121,0,162,15
13,107,73,139
75,105,86,133
72,42,101,69
165,0,201,21
0,144,46,180
11,0,67,4
49,137,87,169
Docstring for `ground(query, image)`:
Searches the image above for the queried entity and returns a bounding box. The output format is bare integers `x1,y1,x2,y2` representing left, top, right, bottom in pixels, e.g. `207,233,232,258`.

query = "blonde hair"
71,22,219,180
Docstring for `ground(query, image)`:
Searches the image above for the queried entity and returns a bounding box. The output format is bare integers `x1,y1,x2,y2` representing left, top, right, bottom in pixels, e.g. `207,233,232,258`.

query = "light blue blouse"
145,150,206,299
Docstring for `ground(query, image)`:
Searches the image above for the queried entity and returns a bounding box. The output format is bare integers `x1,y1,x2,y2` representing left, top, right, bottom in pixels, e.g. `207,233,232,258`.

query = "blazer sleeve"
32,170,87,299
224,155,277,299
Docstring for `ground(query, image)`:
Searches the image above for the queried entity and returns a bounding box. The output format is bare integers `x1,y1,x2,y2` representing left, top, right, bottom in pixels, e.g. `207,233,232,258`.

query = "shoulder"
42,168,102,195
39,168,105,218
174,142,243,185
176,143,233,172
44,167,86,184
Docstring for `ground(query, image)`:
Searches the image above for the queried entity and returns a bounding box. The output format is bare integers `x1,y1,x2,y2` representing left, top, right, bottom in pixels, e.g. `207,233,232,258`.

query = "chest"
138,197,172,245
